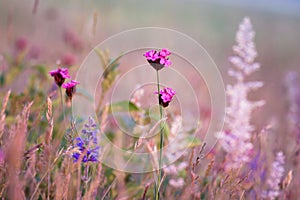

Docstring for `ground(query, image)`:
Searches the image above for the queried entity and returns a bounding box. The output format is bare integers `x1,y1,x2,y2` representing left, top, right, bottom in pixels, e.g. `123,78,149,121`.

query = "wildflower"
61,53,77,66
143,48,172,70
15,36,29,52
49,68,71,87
62,80,79,100
63,29,84,51
218,17,264,170
169,178,184,188
71,117,100,163
262,151,285,200
72,137,100,163
155,87,176,107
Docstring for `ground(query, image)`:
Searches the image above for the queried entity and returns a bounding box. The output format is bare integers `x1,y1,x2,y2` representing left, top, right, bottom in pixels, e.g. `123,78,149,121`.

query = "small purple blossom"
49,68,71,87
218,17,264,170
155,87,176,107
62,80,79,99
72,137,100,163
143,48,172,70
262,151,285,200
72,117,100,163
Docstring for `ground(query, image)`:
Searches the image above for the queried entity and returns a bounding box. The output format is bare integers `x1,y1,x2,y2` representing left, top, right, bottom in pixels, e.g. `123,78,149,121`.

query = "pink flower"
159,48,171,57
62,80,79,99
49,68,71,87
61,53,77,66
155,87,176,107
144,50,159,61
63,29,84,51
143,48,172,70
15,36,29,52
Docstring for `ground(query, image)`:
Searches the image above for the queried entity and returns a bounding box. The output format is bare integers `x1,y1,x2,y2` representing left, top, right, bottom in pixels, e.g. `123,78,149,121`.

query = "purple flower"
72,138,100,163
144,50,159,61
62,80,79,99
218,17,264,170
159,48,171,57
155,87,176,107
72,117,100,163
143,48,172,70
262,152,285,200
49,68,71,87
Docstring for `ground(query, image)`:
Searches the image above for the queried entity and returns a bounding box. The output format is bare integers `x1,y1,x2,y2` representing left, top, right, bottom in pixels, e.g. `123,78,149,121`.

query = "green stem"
59,87,67,126
155,70,164,200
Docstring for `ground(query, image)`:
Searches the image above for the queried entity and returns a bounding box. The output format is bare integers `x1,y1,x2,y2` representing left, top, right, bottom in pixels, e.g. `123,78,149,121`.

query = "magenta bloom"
155,87,176,107
49,68,71,87
62,80,79,99
144,48,172,70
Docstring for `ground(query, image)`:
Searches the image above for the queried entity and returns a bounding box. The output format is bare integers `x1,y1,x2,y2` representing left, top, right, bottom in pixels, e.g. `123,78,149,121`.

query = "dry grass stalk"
204,159,215,178
0,90,11,142
141,182,151,200
281,170,293,189
83,162,103,199
7,101,33,199
45,97,53,146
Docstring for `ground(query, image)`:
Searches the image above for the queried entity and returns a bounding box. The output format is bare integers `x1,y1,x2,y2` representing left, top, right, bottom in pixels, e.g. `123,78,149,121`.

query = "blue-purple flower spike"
72,117,100,163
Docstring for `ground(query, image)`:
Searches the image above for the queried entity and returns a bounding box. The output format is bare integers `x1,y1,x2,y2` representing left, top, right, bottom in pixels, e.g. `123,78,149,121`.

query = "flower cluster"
285,71,300,143
218,17,265,170
164,162,187,188
262,151,285,200
143,48,172,70
155,87,176,107
49,68,71,87
72,117,100,163
49,67,79,100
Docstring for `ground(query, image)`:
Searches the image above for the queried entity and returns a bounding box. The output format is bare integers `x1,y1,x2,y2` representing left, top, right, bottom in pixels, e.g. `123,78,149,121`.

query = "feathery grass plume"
0,90,11,143
45,97,53,145
285,72,300,143
262,151,285,200
7,101,33,199
218,17,264,170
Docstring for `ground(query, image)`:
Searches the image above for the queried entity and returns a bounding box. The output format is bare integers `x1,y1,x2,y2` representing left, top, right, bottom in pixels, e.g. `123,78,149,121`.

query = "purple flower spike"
62,80,79,99
49,68,71,87
143,48,172,70
72,117,100,163
155,87,176,107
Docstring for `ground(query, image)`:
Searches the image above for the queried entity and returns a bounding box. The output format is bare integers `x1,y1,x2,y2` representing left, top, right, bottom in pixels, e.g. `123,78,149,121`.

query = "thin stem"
59,87,67,127
155,70,164,200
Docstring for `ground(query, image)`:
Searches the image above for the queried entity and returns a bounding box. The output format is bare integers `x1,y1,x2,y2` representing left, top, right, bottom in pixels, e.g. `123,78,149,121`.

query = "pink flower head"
143,48,172,70
155,87,176,107
62,80,79,99
159,48,171,57
49,68,71,87
144,50,159,61
15,36,29,52
61,53,77,66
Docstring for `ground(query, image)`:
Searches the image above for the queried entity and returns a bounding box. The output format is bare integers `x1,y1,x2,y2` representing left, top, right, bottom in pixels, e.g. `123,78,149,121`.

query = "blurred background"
0,0,300,143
